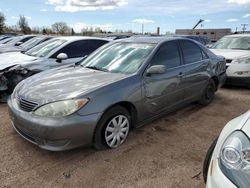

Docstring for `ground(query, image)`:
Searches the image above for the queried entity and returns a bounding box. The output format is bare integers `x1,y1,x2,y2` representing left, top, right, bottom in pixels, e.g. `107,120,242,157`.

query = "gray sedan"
8,37,226,151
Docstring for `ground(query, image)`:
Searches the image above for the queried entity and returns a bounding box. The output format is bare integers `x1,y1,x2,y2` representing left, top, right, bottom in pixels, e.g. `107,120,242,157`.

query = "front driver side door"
142,40,185,114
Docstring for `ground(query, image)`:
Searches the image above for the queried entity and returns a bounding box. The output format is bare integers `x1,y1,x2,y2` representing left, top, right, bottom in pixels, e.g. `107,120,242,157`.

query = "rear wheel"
203,137,218,183
199,80,215,106
94,106,131,150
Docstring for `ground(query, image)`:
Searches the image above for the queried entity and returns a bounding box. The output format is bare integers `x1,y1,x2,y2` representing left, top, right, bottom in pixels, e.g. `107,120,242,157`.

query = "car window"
81,42,155,74
151,41,181,69
212,36,250,50
25,39,67,57
20,37,43,49
88,40,109,52
181,40,203,64
51,40,89,58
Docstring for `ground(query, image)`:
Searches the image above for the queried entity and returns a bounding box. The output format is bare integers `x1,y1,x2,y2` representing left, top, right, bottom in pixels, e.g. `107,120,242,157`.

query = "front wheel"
94,106,131,150
199,80,215,106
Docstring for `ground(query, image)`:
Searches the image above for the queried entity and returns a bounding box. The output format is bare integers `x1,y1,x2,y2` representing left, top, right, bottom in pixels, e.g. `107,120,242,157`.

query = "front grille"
226,59,232,63
17,97,38,112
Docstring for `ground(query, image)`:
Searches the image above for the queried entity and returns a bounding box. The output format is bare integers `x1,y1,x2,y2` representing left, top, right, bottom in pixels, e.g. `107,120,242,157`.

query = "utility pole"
241,24,248,33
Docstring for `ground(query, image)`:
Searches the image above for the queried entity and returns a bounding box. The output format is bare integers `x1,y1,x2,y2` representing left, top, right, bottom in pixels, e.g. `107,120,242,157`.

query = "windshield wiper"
85,66,109,72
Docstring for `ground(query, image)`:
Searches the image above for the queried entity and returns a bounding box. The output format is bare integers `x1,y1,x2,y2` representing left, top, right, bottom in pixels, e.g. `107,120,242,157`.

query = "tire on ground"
93,105,131,150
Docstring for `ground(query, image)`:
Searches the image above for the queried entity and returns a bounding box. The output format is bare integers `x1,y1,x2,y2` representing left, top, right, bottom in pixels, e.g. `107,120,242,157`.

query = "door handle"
178,72,184,78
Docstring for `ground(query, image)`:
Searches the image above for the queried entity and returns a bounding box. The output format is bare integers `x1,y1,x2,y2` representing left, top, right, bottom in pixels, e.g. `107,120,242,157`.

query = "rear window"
181,40,203,64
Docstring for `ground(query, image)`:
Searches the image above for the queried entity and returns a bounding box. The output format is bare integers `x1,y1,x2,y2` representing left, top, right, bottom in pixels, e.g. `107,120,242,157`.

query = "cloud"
132,19,155,24
243,13,250,18
227,0,250,5
226,18,239,22
11,15,31,20
204,19,211,22
11,16,18,19
24,16,32,20
70,22,113,32
47,0,64,5
48,0,128,12
40,9,48,12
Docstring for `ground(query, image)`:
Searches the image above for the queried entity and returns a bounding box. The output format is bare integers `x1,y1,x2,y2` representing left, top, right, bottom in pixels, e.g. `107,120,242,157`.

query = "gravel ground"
0,87,250,188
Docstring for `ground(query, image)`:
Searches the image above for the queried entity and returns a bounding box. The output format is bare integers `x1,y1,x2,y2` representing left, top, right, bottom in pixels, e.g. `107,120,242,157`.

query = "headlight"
34,99,88,118
231,57,250,64
219,131,250,187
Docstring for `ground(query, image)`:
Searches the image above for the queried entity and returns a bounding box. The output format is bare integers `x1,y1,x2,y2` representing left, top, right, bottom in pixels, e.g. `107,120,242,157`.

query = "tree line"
0,12,113,36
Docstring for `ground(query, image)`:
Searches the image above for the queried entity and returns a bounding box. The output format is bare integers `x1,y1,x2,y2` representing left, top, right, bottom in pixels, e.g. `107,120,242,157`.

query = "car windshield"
0,37,13,44
5,36,24,45
25,39,67,57
81,42,155,74
20,37,44,50
212,36,250,50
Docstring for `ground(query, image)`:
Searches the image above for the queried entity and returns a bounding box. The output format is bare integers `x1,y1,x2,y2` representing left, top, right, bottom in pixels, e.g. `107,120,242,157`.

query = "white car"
211,34,250,87
203,110,250,188
0,36,109,100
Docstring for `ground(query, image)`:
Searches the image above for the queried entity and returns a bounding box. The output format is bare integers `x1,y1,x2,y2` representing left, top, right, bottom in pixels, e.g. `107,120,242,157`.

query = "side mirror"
206,44,212,48
56,53,68,63
146,65,166,76
15,41,23,46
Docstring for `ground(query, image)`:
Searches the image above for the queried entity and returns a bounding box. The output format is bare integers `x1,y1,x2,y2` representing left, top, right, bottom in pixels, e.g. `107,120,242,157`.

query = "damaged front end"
0,65,35,102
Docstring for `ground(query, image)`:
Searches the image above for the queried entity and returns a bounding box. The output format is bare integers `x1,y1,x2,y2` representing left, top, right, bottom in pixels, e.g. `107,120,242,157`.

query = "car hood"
17,66,128,105
0,52,39,70
210,49,250,60
241,111,250,137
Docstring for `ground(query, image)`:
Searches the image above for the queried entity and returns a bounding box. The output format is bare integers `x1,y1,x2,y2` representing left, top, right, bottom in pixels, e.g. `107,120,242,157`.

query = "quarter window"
181,40,203,64
151,41,181,69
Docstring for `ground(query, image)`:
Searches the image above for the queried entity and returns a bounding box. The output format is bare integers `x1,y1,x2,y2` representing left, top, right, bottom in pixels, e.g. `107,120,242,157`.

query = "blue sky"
0,0,249,34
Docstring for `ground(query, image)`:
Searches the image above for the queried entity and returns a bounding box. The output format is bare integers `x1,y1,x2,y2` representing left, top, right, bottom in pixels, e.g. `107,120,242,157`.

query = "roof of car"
117,36,180,44
54,36,110,42
225,34,250,37
118,36,195,44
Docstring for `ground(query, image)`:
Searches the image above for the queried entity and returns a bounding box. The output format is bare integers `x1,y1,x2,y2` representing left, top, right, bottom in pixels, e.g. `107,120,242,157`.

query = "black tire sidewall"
94,106,131,150
199,80,215,106
203,137,218,183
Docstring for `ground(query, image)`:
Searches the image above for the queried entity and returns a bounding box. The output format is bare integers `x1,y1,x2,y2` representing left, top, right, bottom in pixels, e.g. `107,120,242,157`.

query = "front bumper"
226,63,250,86
8,97,102,151
206,159,236,188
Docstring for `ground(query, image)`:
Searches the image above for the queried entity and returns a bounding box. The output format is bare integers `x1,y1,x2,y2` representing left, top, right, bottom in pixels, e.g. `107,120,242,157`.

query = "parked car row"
0,36,109,101
0,33,249,187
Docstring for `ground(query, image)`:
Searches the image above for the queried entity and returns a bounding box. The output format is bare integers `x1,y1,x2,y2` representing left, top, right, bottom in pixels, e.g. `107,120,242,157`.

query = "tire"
199,79,216,106
94,106,131,150
203,137,218,183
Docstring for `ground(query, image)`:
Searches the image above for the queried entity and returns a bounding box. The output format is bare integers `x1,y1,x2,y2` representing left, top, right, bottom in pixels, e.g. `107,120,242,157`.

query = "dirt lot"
0,87,250,188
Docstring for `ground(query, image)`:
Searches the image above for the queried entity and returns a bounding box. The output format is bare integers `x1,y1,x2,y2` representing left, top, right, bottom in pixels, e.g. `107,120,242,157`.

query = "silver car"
0,36,109,101
8,37,226,151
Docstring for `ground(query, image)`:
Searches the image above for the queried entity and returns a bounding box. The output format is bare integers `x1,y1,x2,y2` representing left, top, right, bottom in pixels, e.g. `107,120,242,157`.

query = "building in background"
175,28,232,42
